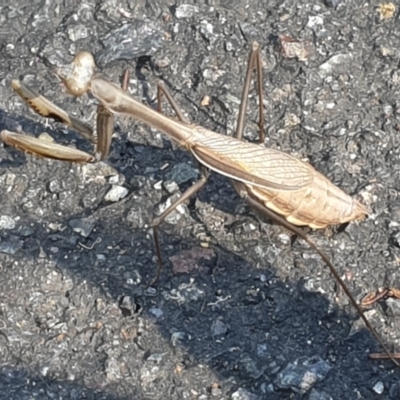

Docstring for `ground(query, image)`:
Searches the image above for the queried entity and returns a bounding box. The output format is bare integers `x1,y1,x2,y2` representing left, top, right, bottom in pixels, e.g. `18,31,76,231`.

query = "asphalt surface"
1,1,400,399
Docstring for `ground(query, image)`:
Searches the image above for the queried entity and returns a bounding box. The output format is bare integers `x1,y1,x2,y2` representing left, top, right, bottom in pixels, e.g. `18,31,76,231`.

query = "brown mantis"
0,42,397,365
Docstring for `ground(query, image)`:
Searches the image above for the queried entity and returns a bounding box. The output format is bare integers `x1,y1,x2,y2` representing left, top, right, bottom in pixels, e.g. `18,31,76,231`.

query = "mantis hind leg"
232,180,397,365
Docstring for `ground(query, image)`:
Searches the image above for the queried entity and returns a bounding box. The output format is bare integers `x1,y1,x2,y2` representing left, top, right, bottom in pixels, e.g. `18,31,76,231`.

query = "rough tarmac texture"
1,1,400,399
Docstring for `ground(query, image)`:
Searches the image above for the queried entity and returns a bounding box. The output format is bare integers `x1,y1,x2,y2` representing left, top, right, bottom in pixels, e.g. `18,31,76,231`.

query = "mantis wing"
190,131,314,191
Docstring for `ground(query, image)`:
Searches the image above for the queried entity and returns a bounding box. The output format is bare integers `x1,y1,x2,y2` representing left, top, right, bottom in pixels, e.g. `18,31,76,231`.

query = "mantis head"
55,51,96,97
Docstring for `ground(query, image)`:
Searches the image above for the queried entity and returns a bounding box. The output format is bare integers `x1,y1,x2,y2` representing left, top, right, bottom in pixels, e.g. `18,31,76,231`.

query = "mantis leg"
150,165,210,286
233,180,398,366
156,81,190,124
147,81,210,285
1,79,113,162
235,41,265,143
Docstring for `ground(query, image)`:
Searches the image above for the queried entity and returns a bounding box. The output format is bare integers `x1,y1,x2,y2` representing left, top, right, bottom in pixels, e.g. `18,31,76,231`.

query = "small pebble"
373,381,384,394
175,4,199,19
104,185,129,202
0,215,16,229
69,218,94,238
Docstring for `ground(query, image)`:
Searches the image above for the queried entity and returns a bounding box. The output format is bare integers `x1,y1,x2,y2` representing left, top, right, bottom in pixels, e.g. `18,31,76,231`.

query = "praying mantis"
1,42,396,365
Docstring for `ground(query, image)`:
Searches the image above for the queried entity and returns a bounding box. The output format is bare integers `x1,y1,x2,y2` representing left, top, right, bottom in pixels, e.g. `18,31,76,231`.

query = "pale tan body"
1,45,397,365
88,76,367,229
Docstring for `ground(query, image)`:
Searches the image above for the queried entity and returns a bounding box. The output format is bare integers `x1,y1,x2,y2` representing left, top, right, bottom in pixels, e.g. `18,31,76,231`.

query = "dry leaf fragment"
377,3,396,20
279,34,312,62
